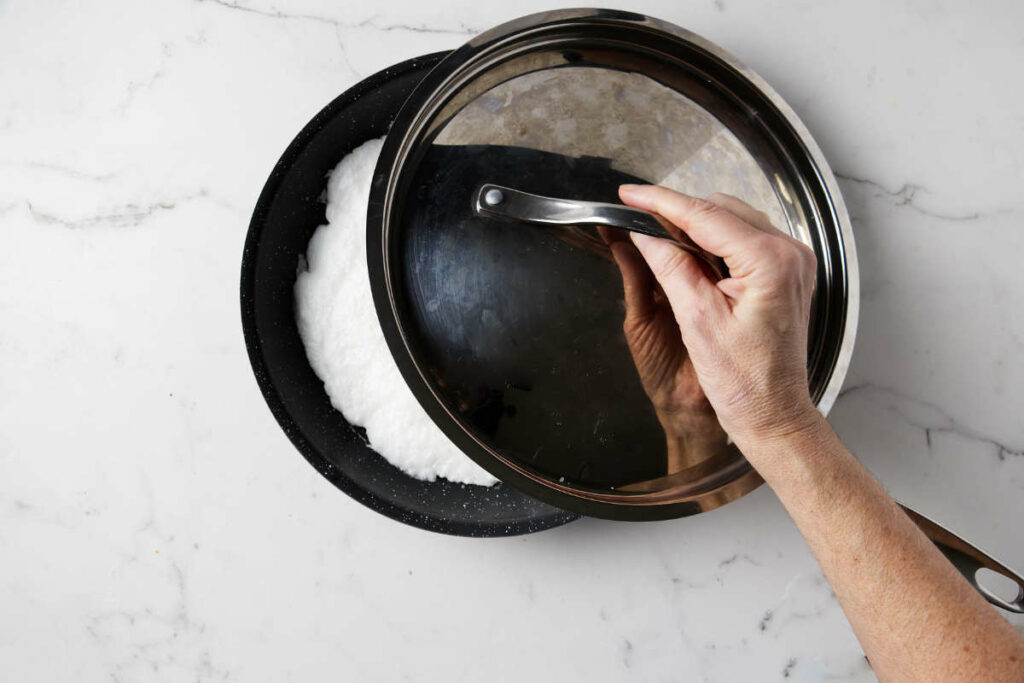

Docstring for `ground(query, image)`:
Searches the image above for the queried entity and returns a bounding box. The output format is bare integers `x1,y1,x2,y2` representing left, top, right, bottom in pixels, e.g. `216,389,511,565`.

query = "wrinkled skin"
613,186,819,454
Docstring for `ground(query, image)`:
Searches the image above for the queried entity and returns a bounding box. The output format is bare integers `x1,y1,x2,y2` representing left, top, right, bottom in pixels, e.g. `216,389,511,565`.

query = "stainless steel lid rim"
368,9,858,520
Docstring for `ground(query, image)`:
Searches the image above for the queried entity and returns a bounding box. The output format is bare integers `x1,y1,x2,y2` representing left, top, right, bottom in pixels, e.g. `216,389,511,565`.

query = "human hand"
608,188,1024,683
599,225,726,471
616,185,821,453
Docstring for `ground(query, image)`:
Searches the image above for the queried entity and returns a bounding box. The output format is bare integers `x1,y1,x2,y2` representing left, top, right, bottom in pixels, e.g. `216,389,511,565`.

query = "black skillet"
240,52,577,537
241,16,1024,612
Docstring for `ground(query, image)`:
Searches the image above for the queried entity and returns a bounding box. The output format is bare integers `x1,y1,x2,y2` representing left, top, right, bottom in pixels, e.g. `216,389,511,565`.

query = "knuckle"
651,248,696,282
762,238,792,266
782,248,802,270
754,233,778,253
795,241,816,263
650,249,685,279
706,191,737,206
689,198,721,224
794,243,818,277
778,241,812,270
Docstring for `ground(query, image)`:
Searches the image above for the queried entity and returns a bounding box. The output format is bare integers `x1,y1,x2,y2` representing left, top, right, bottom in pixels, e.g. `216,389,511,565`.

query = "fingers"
705,193,776,235
619,185,774,265
629,231,726,327
608,240,658,321
596,225,630,251
699,193,818,288
601,225,656,319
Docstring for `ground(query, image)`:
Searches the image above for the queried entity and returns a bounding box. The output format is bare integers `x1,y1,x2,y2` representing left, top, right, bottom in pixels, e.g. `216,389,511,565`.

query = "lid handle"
475,183,727,280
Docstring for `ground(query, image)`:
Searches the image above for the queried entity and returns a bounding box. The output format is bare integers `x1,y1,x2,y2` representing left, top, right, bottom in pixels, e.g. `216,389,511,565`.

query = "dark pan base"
240,51,579,537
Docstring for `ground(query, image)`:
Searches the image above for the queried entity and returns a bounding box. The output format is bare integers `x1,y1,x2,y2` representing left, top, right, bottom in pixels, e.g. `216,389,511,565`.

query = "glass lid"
367,9,856,519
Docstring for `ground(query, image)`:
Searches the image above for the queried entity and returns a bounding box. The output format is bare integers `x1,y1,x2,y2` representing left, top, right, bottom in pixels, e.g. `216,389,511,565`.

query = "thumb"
629,231,727,329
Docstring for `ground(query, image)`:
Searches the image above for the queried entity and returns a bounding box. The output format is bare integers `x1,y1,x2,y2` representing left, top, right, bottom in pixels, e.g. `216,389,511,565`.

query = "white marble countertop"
2,1,1023,680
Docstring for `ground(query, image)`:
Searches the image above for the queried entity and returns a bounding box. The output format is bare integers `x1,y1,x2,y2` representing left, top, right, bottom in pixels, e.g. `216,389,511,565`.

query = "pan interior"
242,52,577,536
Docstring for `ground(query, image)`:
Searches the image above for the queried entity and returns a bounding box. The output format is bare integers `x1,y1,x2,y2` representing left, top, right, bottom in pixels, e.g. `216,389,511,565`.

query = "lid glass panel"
393,47,813,494
374,17,850,513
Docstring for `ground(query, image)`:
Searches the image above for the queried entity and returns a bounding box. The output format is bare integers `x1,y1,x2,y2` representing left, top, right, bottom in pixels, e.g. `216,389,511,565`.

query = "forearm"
741,414,1024,682
616,185,1024,678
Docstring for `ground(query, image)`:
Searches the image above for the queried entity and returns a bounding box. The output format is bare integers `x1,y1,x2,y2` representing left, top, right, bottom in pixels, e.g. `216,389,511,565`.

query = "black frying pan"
240,52,577,536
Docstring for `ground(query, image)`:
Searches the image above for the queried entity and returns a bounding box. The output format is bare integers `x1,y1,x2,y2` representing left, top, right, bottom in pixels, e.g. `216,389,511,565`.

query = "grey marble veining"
2,0,1023,681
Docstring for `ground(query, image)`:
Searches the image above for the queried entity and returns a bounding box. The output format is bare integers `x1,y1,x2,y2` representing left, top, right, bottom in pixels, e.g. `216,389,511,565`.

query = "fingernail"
619,184,640,195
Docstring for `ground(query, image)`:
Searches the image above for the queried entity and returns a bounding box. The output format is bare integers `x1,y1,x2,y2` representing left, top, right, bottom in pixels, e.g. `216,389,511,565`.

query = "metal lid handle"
475,183,727,280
